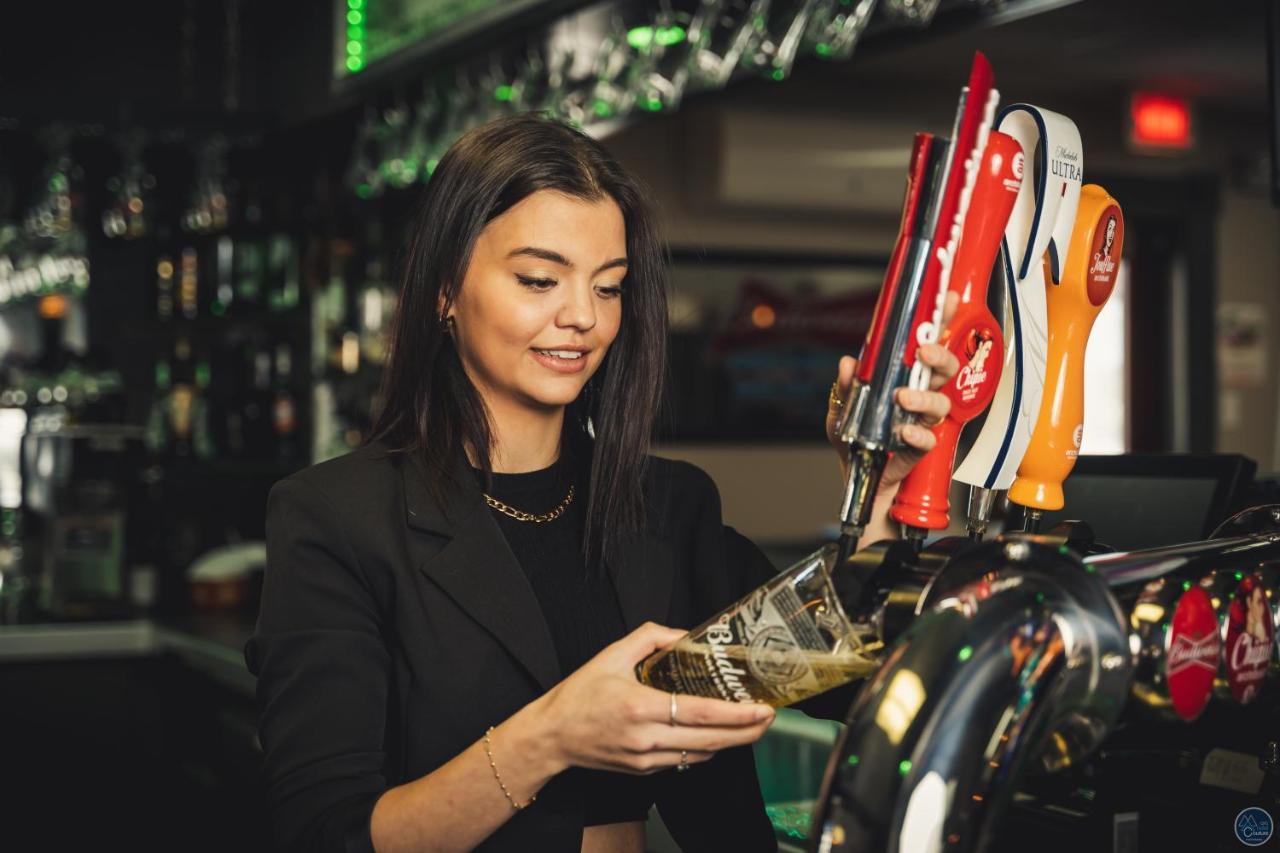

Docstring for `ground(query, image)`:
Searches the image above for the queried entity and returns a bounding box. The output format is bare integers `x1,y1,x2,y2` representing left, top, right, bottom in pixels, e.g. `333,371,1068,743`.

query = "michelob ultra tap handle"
952,105,1084,494
1008,185,1123,511
891,131,1023,531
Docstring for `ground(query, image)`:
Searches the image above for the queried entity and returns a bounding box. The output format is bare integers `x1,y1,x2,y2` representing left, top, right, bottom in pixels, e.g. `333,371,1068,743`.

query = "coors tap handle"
889,130,1024,543
1008,185,1124,529
951,104,1084,539
834,52,997,562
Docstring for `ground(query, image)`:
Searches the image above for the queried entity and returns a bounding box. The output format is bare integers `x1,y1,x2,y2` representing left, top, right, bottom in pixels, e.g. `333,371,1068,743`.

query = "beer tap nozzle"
965,485,997,540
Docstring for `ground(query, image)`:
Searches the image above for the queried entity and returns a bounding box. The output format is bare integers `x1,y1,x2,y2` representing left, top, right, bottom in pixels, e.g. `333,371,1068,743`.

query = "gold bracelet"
482,726,536,811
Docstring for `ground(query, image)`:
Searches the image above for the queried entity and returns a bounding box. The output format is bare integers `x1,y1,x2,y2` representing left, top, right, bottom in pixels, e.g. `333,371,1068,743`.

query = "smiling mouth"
532,349,587,360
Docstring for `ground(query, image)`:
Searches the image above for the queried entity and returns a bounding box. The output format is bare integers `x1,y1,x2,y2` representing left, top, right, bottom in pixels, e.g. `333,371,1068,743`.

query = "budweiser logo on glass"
635,545,883,707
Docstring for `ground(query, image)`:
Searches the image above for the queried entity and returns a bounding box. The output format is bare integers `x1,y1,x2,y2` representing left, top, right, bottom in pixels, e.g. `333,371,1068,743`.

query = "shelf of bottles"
144,200,309,474
310,223,398,465
143,214,399,478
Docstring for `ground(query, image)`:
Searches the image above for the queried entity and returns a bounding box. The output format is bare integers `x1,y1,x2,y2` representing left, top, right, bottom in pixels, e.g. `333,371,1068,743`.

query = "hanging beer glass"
744,0,825,80
803,0,878,62
687,0,767,91
883,0,940,26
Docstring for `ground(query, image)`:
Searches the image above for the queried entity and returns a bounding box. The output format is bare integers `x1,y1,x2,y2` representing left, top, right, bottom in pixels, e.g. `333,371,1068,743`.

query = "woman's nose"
556,280,597,332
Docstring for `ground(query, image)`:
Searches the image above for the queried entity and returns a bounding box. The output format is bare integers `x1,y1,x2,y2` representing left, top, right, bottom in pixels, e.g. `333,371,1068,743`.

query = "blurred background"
0,0,1277,849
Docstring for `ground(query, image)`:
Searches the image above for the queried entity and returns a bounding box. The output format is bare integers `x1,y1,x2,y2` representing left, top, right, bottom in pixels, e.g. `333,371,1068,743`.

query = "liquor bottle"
271,343,298,461
243,349,272,459
156,255,174,322
144,357,171,454
636,545,883,707
267,234,299,312
193,353,215,459
235,239,264,309
179,247,199,320
212,236,234,317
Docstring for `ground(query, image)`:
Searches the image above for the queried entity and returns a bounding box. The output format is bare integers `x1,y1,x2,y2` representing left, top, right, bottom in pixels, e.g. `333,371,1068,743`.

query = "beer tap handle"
953,104,1085,536
891,131,1023,535
1009,186,1124,512
836,53,998,549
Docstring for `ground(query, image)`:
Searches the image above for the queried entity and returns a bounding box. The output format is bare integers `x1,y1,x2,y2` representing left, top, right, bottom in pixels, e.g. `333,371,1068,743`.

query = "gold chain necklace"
483,484,575,523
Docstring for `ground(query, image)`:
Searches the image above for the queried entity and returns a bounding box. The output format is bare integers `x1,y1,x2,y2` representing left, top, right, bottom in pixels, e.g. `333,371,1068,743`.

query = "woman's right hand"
533,622,776,775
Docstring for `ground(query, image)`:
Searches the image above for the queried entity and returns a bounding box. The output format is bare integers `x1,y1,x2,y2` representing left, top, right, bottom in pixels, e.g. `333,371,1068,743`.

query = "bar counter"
0,612,258,698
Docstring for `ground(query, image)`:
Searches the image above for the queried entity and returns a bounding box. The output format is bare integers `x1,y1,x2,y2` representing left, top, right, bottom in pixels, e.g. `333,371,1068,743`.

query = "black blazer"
244,440,855,852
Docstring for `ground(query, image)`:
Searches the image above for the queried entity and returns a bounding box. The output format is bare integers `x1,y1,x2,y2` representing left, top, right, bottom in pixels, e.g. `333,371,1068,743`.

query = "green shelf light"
494,84,513,102
626,26,653,49
655,25,686,46
627,25,686,50
898,760,912,776
346,0,367,75
957,645,974,663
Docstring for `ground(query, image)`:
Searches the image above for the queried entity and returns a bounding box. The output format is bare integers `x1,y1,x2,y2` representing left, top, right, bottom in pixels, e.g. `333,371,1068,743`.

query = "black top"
474,452,654,825
245,440,857,852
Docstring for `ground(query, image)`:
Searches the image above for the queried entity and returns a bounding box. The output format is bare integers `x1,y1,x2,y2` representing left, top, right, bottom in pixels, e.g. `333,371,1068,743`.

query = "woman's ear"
437,289,453,324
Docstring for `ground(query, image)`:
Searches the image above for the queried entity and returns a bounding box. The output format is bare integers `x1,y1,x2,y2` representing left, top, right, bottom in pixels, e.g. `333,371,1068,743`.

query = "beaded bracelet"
482,726,536,811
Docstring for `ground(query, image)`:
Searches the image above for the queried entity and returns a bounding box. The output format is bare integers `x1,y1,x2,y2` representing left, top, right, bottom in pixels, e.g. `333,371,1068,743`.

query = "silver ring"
677,750,689,773
669,691,678,725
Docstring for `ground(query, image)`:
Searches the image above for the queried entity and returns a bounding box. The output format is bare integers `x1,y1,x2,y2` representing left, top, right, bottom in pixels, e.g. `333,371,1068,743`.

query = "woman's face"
447,189,628,414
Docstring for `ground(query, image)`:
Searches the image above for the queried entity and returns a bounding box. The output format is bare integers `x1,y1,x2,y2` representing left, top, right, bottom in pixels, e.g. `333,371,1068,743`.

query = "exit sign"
1129,92,1194,150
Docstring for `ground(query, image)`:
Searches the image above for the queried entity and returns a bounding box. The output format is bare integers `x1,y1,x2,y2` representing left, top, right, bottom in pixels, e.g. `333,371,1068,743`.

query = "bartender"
244,111,959,852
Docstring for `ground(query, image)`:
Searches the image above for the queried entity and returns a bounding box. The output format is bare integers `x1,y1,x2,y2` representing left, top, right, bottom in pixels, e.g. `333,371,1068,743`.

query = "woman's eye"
596,285,624,299
515,275,556,290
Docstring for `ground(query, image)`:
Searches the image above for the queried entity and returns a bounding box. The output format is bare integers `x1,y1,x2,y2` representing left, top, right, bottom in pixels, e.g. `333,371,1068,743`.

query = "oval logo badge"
1166,586,1220,721
1225,573,1275,705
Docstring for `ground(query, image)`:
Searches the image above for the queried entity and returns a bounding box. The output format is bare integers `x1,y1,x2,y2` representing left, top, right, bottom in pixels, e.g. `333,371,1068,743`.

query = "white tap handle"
953,104,1084,491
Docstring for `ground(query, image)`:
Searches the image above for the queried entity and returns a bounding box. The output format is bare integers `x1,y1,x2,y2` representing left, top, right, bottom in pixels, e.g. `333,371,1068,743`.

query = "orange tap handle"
1008,185,1124,512
892,131,1023,530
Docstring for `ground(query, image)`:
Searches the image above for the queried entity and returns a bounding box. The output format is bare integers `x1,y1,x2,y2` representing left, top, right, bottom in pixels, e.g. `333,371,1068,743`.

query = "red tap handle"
856,133,934,385
891,131,1023,530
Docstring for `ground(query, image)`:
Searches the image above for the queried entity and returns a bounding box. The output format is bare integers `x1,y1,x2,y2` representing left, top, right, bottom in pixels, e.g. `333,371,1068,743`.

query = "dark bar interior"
2,1,1279,851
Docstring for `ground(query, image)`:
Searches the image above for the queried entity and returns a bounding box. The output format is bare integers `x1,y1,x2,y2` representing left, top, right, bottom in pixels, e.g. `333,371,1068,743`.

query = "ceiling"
757,0,1270,117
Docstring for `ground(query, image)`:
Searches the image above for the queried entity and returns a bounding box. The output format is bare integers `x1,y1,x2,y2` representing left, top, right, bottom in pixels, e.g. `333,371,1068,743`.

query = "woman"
244,113,958,853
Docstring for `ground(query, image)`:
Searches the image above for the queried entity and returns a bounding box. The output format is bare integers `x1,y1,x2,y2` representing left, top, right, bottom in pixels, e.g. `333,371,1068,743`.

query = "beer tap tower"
808,509,1280,853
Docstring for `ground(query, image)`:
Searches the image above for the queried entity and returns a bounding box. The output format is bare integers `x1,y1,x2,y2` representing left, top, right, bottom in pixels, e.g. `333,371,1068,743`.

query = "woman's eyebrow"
505,246,628,275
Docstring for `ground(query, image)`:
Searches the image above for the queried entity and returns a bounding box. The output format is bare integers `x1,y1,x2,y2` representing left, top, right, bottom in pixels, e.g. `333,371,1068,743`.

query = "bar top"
0,611,259,697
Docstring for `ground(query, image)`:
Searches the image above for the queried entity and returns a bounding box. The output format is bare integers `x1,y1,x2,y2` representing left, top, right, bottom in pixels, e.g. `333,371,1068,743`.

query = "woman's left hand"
825,291,962,491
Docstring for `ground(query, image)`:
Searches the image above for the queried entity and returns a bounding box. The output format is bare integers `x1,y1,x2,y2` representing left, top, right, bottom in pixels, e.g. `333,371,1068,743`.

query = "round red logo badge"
1224,573,1275,704
1166,587,1220,721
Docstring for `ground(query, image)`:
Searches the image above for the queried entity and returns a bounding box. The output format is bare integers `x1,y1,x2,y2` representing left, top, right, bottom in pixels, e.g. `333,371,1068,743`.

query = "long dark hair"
366,112,668,564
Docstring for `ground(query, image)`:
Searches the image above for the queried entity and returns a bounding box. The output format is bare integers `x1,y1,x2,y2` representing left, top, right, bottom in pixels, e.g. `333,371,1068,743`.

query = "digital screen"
1037,475,1221,551
337,0,525,79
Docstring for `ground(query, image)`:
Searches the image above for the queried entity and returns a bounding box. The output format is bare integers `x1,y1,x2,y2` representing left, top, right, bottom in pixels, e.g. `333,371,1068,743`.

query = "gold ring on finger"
669,691,678,726
920,411,945,428
828,380,844,410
